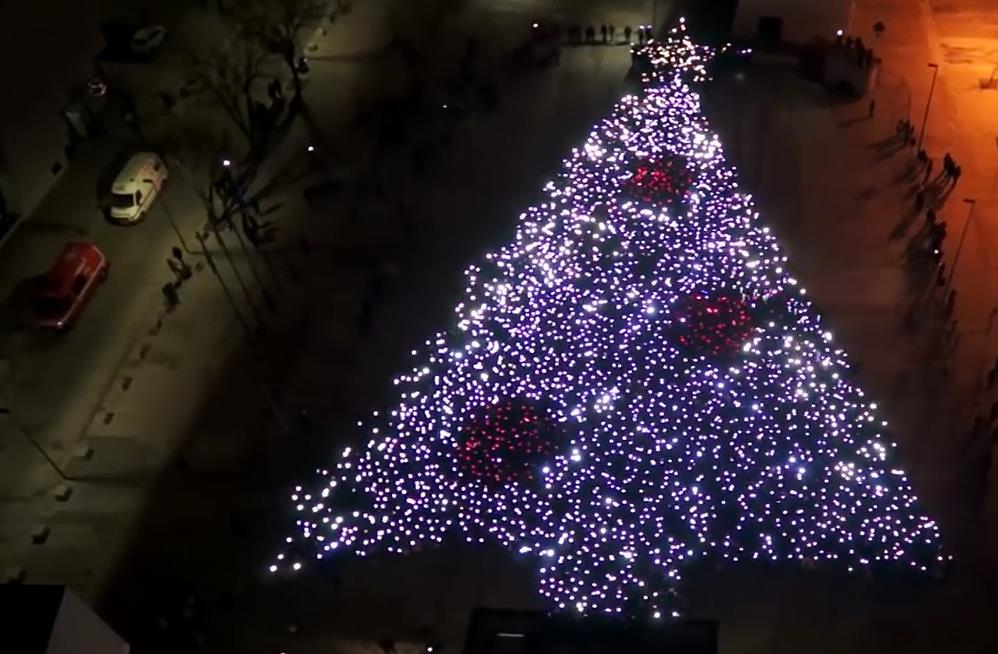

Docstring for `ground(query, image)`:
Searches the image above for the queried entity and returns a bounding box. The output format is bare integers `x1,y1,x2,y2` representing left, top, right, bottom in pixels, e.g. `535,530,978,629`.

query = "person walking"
171,246,192,280
608,23,616,42
162,282,180,311
924,207,937,231
600,24,608,43
624,25,633,43
167,258,186,285
943,153,954,178
585,25,596,43
868,98,876,119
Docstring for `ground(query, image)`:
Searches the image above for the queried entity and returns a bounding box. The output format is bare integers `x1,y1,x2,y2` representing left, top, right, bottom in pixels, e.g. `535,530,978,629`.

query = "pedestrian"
167,258,185,284
637,27,645,44
946,289,957,316
624,25,633,43
930,224,945,253
609,23,616,42
162,282,180,310
600,24,607,43
923,158,934,184
171,246,192,279
868,98,876,119
923,208,936,233
585,25,595,43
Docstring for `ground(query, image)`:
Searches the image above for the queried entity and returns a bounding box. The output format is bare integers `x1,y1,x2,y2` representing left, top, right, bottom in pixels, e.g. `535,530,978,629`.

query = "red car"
33,242,108,331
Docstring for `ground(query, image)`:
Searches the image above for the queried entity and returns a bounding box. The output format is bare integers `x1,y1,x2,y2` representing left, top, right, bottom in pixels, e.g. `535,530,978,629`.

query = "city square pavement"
6,0,998,653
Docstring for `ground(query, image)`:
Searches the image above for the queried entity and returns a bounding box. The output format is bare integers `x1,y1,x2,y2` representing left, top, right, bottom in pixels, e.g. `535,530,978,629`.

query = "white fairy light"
271,21,945,620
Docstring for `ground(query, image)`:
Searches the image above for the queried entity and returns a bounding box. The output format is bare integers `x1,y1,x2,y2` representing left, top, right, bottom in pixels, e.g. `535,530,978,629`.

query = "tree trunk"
212,215,264,327
284,45,303,102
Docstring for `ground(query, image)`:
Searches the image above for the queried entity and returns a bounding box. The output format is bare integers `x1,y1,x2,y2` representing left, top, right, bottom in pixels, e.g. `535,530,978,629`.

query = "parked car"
130,25,167,56
108,152,169,223
33,242,108,332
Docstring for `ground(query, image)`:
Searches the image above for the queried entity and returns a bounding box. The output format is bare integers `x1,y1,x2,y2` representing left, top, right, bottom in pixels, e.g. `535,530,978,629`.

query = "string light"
272,22,945,620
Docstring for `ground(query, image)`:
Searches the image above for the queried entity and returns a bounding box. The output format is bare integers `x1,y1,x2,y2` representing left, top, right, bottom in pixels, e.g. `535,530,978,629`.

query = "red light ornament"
455,400,559,486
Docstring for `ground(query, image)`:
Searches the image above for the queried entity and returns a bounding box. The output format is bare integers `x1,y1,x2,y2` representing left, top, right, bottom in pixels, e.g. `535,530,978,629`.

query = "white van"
108,152,169,222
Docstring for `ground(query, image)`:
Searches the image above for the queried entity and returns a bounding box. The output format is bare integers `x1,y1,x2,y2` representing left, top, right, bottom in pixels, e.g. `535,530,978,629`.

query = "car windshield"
34,295,71,319
110,192,135,208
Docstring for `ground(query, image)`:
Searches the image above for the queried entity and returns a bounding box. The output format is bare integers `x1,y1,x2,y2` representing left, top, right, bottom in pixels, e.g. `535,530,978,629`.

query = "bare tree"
235,0,328,106
165,125,276,331
190,38,270,151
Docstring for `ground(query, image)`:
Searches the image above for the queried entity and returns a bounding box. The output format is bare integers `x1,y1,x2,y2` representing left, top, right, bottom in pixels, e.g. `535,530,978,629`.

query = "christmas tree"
272,22,945,619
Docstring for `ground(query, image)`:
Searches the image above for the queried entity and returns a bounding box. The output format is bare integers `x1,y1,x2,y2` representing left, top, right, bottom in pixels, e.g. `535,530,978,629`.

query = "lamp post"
943,198,977,301
917,63,939,150
0,407,68,480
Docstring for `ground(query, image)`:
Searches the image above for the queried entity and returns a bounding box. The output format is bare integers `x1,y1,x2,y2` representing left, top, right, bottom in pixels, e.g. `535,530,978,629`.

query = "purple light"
273,22,945,619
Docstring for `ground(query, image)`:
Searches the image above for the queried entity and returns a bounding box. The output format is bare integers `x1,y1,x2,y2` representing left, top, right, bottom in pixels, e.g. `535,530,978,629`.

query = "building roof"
0,584,66,653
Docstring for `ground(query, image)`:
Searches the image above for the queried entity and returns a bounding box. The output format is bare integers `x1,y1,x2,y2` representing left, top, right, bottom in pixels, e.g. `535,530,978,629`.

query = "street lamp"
917,63,939,150
943,198,977,301
0,407,68,480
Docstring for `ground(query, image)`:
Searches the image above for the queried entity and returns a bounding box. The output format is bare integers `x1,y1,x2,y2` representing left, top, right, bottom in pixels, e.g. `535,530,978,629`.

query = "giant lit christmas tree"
272,22,945,619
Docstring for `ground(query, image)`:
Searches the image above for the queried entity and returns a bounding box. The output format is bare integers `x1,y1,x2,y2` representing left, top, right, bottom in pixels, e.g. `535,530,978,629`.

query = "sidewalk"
851,0,998,566
696,45,998,653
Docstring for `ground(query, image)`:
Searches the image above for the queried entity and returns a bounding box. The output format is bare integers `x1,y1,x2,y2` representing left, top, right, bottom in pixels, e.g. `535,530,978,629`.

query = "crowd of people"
564,23,654,46
834,32,877,69
885,119,996,500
